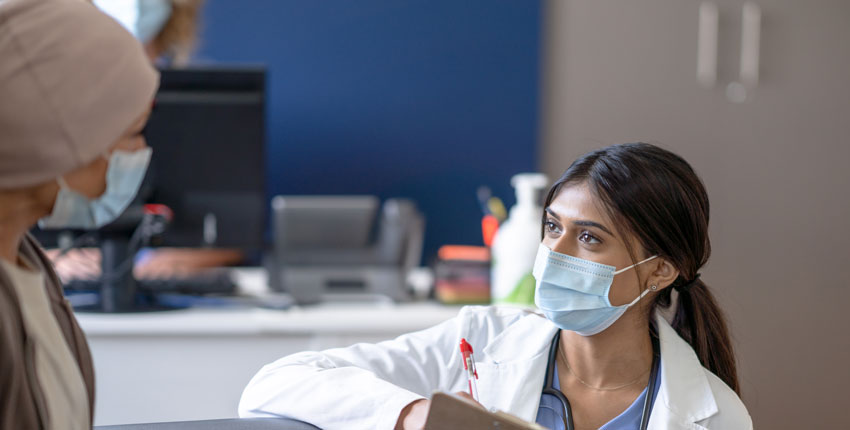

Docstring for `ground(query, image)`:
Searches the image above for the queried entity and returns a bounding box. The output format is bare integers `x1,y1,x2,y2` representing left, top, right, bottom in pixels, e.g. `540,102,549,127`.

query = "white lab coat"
239,306,752,430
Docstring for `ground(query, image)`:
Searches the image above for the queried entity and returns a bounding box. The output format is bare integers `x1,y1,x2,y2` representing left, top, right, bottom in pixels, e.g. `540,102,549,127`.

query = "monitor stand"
72,235,179,313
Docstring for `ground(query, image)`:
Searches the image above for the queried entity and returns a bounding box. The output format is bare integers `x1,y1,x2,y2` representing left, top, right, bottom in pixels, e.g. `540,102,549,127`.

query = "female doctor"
0,0,157,427
238,143,752,430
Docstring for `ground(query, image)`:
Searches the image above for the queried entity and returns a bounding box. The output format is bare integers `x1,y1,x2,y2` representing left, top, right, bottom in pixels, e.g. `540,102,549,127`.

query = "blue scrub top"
535,364,661,430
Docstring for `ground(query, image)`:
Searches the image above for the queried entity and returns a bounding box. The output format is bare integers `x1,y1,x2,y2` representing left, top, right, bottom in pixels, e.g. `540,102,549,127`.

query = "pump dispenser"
490,173,549,306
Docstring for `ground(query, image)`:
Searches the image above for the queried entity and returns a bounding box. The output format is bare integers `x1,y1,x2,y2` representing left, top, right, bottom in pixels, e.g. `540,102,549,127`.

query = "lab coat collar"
477,309,719,428
481,308,558,364
651,312,718,426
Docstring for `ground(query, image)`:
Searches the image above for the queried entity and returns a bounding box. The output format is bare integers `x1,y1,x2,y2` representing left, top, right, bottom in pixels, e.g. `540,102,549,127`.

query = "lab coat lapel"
478,310,559,422
647,313,718,430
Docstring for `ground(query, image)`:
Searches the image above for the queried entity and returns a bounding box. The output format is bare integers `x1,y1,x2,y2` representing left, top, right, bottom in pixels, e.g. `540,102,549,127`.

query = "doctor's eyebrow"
545,207,615,237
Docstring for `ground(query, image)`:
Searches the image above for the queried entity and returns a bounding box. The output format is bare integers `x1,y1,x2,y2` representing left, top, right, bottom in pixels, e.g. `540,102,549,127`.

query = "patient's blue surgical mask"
94,0,173,44
39,148,153,230
533,243,658,336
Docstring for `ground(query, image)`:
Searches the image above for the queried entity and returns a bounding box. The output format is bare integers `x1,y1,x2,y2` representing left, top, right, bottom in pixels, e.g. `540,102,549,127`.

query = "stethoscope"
541,328,661,430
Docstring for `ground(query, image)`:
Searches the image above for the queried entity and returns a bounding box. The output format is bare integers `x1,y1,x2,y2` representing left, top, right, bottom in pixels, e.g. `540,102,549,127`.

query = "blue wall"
194,0,541,261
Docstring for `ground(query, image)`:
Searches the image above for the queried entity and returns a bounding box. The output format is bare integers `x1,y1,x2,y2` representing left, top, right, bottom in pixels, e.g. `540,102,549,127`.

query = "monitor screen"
140,67,267,251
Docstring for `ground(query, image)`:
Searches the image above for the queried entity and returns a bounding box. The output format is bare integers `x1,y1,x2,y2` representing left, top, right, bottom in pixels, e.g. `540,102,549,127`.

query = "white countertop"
76,301,464,336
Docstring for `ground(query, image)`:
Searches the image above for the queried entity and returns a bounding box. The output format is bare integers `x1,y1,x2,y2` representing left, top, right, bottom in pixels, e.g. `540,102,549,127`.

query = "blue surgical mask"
39,148,153,230
533,243,658,336
94,0,173,44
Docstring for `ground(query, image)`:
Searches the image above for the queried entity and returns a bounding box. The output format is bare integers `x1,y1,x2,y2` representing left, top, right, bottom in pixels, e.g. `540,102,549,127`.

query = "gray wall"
541,0,850,428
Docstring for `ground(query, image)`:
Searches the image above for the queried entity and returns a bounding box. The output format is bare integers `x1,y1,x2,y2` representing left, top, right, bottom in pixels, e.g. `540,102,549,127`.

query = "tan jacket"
0,234,95,429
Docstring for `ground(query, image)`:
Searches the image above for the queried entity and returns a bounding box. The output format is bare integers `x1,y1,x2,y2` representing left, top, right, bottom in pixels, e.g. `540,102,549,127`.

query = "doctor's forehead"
546,184,615,228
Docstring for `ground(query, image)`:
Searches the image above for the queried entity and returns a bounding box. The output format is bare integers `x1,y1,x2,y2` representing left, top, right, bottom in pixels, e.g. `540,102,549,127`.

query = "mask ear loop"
613,254,658,275
614,255,660,308
623,283,657,307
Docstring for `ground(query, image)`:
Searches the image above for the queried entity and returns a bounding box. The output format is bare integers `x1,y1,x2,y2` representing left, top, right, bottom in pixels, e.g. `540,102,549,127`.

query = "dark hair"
542,142,740,394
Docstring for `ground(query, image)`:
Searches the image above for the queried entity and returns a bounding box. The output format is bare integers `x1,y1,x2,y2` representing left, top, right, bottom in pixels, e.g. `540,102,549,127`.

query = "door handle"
697,2,719,87
740,1,761,87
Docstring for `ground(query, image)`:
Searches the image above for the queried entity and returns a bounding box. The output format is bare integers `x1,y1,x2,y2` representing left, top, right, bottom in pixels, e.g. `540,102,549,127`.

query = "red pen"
459,338,479,401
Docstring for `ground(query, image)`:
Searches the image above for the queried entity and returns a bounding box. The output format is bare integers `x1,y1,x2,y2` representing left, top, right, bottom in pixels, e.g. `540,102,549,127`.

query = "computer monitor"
33,66,267,312
141,67,266,251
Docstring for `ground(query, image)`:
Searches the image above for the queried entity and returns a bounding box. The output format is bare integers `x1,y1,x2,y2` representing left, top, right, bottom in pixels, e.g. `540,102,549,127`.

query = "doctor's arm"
238,310,470,430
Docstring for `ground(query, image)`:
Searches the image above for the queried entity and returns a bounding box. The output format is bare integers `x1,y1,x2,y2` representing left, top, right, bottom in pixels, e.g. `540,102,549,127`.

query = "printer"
268,195,425,304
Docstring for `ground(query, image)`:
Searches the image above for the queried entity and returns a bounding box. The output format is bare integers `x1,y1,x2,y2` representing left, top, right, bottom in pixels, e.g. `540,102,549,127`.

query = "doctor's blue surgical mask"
39,148,153,230
94,0,173,44
533,243,658,336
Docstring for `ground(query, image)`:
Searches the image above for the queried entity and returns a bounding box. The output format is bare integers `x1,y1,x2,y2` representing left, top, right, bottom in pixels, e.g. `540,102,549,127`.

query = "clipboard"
423,392,546,430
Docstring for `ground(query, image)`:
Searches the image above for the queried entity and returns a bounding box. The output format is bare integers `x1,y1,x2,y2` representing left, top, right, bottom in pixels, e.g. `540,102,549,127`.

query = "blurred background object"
268,195,425,304
94,0,206,65
434,245,490,304
490,173,548,307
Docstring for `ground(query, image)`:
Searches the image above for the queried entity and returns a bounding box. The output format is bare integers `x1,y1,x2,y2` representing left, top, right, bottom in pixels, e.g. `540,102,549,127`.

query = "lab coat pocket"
471,363,500,410
473,352,551,422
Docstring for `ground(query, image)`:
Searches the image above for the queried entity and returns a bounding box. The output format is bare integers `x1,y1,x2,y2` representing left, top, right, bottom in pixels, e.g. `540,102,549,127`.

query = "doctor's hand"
395,392,484,430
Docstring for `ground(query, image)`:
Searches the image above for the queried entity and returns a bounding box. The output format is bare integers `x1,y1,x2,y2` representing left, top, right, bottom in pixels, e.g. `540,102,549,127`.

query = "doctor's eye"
544,220,561,235
578,231,601,244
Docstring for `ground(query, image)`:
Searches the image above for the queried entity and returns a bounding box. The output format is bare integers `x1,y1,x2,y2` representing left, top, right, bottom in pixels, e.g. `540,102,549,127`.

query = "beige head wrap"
0,0,159,190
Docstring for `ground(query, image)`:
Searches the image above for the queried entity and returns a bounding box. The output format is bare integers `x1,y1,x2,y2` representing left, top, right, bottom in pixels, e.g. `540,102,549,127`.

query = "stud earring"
650,284,658,291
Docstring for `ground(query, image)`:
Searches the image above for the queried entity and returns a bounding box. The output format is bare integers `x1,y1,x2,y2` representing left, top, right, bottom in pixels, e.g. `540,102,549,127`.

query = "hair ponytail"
546,142,741,396
666,280,740,394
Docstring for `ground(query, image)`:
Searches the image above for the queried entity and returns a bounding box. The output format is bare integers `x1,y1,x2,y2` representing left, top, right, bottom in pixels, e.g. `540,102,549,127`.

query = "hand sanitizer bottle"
490,173,549,306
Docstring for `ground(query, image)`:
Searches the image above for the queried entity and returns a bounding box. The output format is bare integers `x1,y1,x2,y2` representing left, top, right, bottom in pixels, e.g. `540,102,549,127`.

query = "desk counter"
77,299,463,426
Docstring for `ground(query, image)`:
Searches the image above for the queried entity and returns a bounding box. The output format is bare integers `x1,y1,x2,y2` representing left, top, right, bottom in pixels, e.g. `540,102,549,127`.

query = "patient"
0,0,157,427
